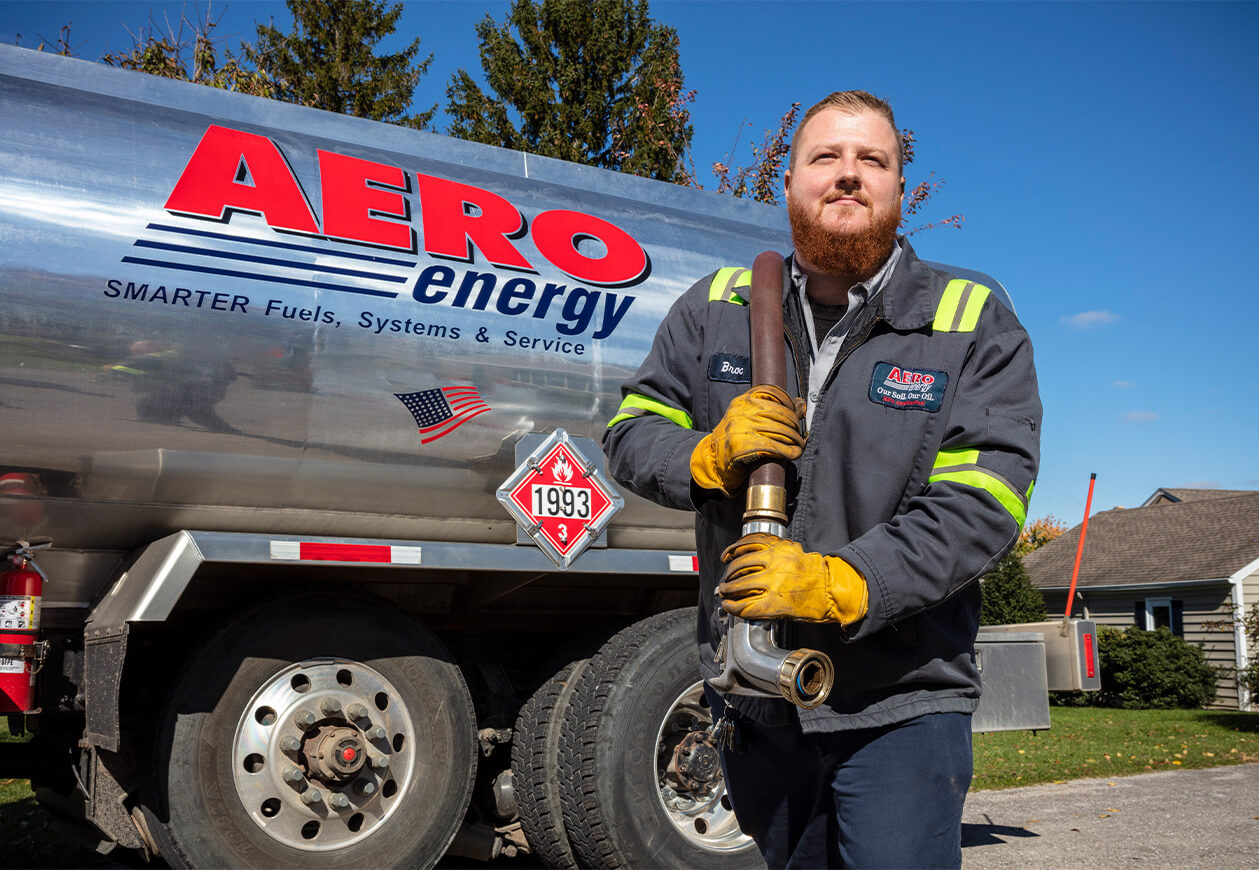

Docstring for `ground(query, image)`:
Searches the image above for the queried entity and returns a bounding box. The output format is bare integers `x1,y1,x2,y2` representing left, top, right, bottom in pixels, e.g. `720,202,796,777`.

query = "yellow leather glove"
690,385,806,497
719,533,869,626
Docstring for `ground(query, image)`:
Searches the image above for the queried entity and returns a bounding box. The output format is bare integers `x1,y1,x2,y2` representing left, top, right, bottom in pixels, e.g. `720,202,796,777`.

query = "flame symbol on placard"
552,456,574,484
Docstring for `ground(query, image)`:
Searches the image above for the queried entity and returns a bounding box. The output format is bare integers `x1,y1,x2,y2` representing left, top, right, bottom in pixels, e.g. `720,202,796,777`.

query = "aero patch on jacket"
708,353,751,383
869,361,949,412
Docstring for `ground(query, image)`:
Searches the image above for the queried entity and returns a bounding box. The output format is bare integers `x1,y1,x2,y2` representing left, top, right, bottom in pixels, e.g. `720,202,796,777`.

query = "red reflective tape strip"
270,541,422,564
668,554,699,573
1083,632,1096,678
300,543,391,562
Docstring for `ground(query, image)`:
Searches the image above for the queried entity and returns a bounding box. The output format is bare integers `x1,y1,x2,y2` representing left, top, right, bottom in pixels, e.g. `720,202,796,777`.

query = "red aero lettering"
414,173,534,270
164,125,319,233
164,126,649,287
318,150,414,251
1083,632,1096,678
531,209,649,287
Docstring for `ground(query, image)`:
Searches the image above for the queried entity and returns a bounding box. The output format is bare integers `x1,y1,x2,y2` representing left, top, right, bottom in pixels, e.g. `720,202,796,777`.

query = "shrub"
979,553,1048,625
1240,662,1259,699
1095,625,1218,709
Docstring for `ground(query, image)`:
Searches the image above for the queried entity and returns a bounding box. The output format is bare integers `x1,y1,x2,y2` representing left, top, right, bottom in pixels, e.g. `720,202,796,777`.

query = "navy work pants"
709,690,972,869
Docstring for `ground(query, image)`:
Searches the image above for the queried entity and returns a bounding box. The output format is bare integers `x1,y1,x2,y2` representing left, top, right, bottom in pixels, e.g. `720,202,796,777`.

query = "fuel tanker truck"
0,45,1099,868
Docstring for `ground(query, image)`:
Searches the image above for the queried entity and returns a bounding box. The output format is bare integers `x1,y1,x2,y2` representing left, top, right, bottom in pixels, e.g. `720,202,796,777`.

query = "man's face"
784,107,905,279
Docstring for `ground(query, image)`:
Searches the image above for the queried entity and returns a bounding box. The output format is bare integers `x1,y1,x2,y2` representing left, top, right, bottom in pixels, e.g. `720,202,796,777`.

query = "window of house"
1135,597,1184,637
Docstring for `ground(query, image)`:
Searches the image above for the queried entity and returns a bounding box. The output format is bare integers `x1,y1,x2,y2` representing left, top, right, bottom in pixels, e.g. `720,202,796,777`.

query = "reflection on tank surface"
104,339,239,433
0,471,46,539
251,341,313,393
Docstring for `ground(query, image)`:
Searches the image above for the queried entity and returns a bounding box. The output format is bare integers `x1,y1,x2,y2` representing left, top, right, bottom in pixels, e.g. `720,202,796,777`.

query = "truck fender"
85,532,204,751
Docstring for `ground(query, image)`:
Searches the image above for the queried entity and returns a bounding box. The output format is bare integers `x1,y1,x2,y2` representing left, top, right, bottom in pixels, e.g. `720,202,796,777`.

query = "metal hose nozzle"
711,251,835,710
709,618,835,709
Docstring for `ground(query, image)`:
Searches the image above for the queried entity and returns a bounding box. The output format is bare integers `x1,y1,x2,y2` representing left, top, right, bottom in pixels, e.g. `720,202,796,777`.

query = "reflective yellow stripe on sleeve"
708,267,751,305
607,393,694,430
929,448,1029,527
932,280,993,333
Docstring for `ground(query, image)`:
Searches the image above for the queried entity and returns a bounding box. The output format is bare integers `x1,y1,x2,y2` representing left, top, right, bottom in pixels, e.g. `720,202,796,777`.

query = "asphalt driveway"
962,762,1259,868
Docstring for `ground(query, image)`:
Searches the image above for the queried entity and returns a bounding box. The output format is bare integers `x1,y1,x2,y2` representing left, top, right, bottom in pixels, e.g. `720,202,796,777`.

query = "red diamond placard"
496,429,624,569
508,442,613,556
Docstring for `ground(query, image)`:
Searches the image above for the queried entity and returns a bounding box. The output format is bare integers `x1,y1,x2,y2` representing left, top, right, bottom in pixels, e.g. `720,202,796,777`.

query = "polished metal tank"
0,45,792,555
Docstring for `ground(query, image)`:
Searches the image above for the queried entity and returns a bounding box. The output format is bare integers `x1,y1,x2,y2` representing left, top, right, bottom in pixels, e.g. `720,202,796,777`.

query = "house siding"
1039,584,1238,710
1244,566,1259,610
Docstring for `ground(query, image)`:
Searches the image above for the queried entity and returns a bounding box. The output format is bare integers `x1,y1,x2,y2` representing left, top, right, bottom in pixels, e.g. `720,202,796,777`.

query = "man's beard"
788,196,901,282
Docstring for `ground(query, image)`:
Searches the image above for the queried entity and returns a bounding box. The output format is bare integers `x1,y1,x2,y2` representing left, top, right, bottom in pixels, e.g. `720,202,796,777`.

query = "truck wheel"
510,658,589,869
560,608,762,869
146,595,476,869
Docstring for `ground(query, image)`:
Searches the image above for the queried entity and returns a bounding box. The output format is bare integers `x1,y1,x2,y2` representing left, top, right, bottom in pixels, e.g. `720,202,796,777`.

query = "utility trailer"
0,45,1093,869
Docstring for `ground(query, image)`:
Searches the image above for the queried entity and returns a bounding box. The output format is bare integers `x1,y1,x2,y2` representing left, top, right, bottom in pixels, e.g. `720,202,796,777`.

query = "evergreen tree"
446,0,694,182
248,0,435,128
979,553,1048,626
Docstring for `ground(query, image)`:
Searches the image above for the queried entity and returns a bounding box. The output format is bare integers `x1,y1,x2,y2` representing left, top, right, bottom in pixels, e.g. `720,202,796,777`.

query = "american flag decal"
395,387,491,443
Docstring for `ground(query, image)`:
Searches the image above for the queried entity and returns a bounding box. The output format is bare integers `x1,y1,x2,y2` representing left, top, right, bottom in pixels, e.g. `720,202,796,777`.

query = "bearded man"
604,90,1041,869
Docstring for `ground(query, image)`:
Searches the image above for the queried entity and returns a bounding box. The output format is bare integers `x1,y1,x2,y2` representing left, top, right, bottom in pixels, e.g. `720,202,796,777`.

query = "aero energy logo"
869,362,949,413
116,125,650,343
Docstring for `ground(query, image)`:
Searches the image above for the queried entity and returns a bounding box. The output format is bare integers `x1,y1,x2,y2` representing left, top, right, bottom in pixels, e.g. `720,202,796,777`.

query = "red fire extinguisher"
0,542,48,714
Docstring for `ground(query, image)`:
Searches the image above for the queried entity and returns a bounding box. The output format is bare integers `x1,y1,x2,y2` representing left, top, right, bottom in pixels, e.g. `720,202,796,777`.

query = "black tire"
146,594,477,869
559,608,764,869
510,658,590,869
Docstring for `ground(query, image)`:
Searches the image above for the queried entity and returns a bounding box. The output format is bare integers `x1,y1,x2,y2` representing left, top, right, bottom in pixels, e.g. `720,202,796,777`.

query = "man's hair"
789,90,903,173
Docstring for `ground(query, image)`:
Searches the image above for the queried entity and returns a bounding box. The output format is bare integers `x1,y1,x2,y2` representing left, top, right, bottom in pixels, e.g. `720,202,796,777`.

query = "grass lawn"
1,723,110,868
972,706,1259,789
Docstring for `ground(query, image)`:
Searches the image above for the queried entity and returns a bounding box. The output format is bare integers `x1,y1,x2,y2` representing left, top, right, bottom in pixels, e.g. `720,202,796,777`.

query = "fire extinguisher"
0,541,49,714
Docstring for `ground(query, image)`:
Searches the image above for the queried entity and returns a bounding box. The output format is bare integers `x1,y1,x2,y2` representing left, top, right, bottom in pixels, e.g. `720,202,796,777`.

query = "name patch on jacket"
708,353,751,383
869,362,948,412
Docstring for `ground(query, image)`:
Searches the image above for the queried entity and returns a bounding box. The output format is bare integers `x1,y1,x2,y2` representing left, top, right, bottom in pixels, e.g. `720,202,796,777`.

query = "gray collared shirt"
792,240,903,429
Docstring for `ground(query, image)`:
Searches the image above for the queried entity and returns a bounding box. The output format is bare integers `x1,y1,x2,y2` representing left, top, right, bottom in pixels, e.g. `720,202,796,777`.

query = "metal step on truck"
0,44,1098,869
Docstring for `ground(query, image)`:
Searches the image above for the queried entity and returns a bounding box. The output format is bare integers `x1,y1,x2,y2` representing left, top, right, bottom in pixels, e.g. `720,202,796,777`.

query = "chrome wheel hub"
654,680,752,852
231,658,415,851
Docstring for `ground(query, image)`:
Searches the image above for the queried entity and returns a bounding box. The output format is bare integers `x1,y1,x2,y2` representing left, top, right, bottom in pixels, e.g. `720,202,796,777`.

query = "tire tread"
511,659,589,870
559,608,695,869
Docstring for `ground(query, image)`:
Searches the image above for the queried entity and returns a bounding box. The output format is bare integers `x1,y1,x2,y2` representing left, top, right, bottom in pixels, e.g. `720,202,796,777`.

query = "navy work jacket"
604,240,1042,731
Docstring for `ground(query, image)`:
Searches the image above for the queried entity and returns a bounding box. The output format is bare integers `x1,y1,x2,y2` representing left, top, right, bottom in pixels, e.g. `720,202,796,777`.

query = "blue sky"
3,0,1257,528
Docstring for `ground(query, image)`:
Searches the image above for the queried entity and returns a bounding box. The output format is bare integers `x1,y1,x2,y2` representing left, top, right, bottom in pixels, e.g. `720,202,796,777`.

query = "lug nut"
301,788,323,805
365,725,387,741
370,753,389,770
279,735,302,753
347,703,369,720
355,780,377,796
293,709,317,730
282,766,305,786
328,792,351,809
319,697,343,716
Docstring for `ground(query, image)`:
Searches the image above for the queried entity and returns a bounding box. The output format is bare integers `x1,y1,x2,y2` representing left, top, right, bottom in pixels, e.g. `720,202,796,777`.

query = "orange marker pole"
1064,473,1096,621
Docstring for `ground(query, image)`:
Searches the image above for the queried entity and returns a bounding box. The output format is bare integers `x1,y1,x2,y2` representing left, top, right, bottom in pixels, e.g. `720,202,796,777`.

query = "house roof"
1024,490,1259,589
1141,488,1258,507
